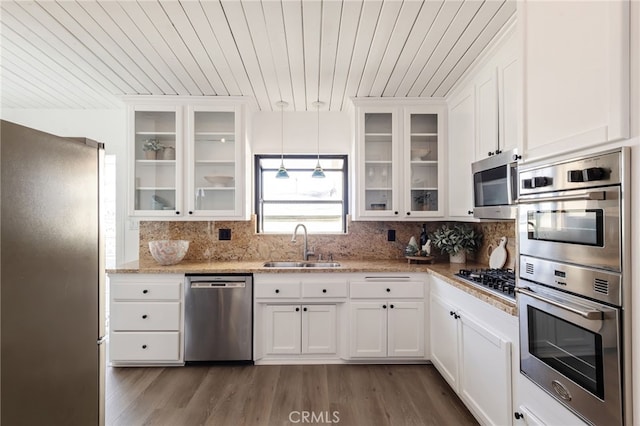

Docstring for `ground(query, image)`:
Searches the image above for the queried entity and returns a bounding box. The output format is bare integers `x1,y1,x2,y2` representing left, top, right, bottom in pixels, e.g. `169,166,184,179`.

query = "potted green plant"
142,138,164,160
430,224,483,263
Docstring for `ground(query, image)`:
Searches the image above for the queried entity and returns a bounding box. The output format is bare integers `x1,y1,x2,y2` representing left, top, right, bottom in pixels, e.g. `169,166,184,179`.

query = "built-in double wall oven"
516,148,630,426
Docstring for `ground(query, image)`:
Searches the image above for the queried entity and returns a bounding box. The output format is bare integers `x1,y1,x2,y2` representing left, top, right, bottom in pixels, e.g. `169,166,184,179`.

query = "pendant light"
275,100,289,179
311,100,325,178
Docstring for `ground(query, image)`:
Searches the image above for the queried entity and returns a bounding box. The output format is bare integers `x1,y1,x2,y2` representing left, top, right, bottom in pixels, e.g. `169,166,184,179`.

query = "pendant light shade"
311,100,325,178
275,100,289,179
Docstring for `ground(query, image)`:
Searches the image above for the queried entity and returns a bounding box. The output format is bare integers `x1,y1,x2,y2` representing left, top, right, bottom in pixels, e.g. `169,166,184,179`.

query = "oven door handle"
516,287,603,320
517,191,606,204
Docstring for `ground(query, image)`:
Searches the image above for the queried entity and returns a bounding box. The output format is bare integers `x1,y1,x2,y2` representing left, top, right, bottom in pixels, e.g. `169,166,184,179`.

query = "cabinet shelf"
136,160,176,164
366,187,393,191
195,160,235,165
365,160,392,164
411,187,438,191
136,187,176,191
199,187,235,191
411,133,438,137
410,160,438,165
136,131,176,136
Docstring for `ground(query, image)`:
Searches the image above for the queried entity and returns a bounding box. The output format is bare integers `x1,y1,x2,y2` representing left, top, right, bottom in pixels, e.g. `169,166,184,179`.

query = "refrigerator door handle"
97,336,108,346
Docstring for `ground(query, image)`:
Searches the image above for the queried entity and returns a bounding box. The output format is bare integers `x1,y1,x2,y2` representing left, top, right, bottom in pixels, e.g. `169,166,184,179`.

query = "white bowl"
204,175,234,187
148,240,189,265
411,148,431,161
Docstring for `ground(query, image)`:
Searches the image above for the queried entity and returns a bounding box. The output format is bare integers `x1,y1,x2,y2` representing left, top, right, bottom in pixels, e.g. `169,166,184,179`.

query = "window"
255,155,348,233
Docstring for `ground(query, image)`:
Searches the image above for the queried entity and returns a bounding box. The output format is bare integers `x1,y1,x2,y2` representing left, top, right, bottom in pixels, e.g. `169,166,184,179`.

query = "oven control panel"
519,150,622,195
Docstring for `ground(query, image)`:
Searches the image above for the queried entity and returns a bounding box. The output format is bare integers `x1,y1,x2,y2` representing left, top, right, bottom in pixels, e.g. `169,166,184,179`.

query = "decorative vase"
449,251,466,264
144,150,156,160
160,146,175,160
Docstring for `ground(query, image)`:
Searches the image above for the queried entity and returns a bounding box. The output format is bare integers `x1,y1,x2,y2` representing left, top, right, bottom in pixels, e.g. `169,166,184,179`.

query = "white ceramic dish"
411,148,431,161
204,175,234,187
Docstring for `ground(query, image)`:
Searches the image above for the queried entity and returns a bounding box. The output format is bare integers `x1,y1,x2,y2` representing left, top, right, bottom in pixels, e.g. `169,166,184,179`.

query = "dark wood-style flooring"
106,364,477,426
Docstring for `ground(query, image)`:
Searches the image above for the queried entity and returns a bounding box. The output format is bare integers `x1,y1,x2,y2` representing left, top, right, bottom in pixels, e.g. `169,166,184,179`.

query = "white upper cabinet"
353,99,446,220
129,105,184,217
186,105,244,217
520,0,629,161
125,96,250,220
447,89,476,219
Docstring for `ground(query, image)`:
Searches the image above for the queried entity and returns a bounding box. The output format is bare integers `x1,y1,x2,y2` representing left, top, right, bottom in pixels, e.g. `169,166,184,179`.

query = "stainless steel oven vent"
525,262,534,275
594,278,609,295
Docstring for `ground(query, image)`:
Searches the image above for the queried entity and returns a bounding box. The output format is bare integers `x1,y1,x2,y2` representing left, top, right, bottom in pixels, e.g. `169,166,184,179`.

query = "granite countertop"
108,259,516,316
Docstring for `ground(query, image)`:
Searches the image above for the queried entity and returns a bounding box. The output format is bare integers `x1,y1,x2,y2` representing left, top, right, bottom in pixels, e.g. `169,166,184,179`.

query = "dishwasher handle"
190,281,246,289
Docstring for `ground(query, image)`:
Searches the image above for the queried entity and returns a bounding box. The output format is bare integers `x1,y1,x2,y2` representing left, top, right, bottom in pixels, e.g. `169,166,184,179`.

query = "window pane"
263,170,343,201
262,203,344,233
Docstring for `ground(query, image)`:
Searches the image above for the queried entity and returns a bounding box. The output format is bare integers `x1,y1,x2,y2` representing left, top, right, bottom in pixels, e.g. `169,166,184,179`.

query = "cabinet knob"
495,149,502,154
142,344,147,349
488,151,494,156
467,210,473,215
390,304,394,309
454,313,460,319
142,314,148,319
406,212,411,216
386,288,391,293
175,211,180,215
394,211,399,215
295,307,300,312
275,289,280,294
514,412,524,420
188,211,193,215
322,289,327,293
382,305,387,309
142,289,149,294
512,154,522,161
303,307,307,312
450,311,455,316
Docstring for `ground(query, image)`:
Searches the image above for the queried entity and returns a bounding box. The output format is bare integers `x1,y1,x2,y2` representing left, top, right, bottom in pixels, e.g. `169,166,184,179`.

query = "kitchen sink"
263,261,341,268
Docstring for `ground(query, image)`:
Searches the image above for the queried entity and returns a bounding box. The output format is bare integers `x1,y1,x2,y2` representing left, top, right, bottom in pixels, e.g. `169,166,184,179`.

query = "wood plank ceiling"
0,0,515,111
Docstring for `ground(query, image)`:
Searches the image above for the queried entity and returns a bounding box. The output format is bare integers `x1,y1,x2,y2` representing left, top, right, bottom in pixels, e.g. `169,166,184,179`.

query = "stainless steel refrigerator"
1,120,105,425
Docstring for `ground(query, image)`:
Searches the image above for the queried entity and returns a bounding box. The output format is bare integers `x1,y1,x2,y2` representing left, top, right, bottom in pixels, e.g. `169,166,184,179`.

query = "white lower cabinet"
350,300,424,358
264,304,337,356
349,278,426,359
430,276,516,426
254,274,346,362
108,273,184,366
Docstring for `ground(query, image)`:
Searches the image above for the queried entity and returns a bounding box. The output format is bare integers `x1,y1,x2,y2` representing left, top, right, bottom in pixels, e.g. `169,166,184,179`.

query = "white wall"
0,108,138,265
250,111,351,154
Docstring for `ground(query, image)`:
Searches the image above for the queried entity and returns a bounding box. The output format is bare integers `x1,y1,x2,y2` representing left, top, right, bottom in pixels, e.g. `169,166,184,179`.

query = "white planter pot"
449,251,466,264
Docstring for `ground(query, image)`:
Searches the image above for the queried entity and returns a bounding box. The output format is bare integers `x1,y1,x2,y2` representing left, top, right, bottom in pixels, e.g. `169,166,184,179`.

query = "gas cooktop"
454,268,516,301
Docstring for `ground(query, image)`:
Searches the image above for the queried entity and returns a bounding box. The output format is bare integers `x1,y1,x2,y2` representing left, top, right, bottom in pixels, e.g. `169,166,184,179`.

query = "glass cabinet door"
132,109,180,215
363,112,396,215
407,111,440,215
188,108,239,216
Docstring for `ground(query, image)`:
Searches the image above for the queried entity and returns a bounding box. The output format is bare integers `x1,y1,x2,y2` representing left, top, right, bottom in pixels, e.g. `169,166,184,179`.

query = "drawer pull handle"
142,314,148,319
143,289,149,294
386,288,391,292
275,289,280,294
322,289,327,293
142,344,147,349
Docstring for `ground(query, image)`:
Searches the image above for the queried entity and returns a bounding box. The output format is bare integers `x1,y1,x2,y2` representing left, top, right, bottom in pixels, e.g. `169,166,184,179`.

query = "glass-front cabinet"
130,106,183,217
354,100,445,220
126,97,249,220
187,106,242,217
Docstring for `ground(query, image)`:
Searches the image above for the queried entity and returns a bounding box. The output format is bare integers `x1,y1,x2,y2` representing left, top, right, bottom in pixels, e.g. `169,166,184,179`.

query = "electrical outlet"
219,228,231,240
387,229,396,241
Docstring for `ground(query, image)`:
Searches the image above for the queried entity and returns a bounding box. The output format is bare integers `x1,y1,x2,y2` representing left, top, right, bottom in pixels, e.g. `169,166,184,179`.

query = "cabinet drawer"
110,332,180,361
255,281,301,299
110,302,180,331
302,281,348,298
111,282,181,301
350,281,424,299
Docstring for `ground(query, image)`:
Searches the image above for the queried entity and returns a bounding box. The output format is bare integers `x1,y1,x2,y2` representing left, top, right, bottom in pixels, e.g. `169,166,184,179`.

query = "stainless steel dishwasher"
184,274,253,362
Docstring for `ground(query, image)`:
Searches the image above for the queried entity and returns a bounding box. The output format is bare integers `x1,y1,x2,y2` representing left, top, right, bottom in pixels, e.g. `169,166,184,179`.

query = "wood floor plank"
106,364,478,426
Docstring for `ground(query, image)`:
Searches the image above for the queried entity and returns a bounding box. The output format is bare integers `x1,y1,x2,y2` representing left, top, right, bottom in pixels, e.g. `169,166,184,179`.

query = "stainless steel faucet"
292,224,314,261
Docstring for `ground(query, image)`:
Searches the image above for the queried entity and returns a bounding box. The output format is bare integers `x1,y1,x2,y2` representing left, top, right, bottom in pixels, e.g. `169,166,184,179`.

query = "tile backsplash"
139,216,516,269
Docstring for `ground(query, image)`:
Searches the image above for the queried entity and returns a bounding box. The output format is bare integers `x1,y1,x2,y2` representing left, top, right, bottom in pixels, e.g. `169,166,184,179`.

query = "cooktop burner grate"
455,268,516,301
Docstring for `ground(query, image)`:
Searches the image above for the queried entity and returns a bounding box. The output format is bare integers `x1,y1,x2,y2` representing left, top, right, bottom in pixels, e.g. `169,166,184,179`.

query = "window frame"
254,154,349,234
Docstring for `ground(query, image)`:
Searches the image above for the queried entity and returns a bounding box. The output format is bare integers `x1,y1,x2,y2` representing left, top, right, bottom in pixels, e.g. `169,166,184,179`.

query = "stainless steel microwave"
471,149,519,219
